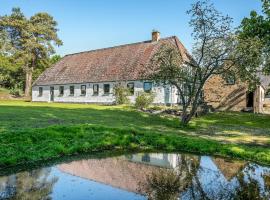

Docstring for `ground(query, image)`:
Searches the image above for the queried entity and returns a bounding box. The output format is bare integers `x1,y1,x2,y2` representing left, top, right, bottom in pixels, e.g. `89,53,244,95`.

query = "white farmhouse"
32,31,191,104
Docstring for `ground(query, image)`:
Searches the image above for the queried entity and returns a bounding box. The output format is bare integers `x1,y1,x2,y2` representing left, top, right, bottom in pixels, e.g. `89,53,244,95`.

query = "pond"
0,153,269,200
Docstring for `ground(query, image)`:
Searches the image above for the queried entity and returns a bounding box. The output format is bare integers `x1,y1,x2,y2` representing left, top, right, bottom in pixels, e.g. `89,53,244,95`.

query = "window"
59,86,64,96
183,83,189,96
143,82,152,93
104,84,110,95
38,87,43,96
266,89,270,98
93,84,99,95
127,82,134,95
142,154,150,162
225,75,235,85
69,86,74,96
81,85,86,96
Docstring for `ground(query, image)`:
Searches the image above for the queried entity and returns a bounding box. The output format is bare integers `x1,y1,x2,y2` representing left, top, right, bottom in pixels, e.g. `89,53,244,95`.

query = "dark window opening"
142,154,150,162
265,89,270,98
38,87,43,96
225,75,236,85
59,86,64,96
143,82,152,93
104,84,110,95
81,85,86,96
93,84,99,95
70,86,74,96
247,92,254,107
127,82,134,95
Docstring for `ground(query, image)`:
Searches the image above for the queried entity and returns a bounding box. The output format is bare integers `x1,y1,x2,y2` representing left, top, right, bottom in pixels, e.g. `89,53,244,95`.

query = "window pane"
266,89,270,98
93,84,99,95
39,87,43,96
59,86,64,96
104,84,110,94
127,83,134,95
81,85,86,96
70,86,74,96
225,75,235,85
143,82,152,93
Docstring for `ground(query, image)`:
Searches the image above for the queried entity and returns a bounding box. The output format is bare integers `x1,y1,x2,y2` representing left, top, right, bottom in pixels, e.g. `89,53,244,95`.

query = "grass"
0,100,270,169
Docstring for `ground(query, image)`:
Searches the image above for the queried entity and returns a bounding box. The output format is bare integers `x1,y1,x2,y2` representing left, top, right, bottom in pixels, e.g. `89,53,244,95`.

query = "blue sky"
0,0,262,56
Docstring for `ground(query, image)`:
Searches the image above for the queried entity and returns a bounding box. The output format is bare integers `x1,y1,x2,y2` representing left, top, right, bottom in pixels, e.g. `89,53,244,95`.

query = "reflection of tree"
139,154,200,200
263,173,270,191
0,168,57,200
234,168,270,200
141,155,270,200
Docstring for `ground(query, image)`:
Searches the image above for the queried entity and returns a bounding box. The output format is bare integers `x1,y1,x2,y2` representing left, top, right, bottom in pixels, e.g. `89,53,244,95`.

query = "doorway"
246,91,254,107
165,87,170,105
50,87,54,102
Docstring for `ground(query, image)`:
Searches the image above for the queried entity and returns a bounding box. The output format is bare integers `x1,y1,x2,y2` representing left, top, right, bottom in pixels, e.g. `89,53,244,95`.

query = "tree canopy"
238,0,270,74
0,8,62,96
146,0,264,125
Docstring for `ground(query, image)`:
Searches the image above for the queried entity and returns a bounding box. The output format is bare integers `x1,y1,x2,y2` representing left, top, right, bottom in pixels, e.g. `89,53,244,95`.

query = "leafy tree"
238,0,270,74
0,8,62,97
113,83,130,105
145,0,261,125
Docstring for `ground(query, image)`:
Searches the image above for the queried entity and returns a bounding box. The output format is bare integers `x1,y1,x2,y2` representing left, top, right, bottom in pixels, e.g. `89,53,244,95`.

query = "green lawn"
0,100,270,168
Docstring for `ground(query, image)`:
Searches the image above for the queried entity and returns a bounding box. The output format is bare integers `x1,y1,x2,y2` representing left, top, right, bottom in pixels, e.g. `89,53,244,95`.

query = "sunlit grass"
0,100,270,167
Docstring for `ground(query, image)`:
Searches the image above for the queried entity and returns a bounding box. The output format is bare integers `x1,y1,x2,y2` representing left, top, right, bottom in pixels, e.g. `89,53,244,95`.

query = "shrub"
9,87,21,97
113,84,130,105
135,92,155,110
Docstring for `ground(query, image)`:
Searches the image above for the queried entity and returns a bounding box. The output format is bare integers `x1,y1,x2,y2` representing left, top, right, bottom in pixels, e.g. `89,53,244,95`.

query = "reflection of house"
58,153,190,194
125,153,179,168
212,158,246,181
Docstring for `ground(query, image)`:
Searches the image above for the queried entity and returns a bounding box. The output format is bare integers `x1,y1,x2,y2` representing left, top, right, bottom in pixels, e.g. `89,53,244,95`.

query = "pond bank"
0,101,270,169
0,124,270,170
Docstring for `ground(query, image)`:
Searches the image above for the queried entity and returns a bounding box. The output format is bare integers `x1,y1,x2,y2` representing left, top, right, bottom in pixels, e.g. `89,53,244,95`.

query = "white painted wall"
32,80,179,104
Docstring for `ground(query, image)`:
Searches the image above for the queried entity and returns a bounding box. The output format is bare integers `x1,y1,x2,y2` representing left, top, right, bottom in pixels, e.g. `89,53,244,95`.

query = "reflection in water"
0,168,57,199
0,153,269,200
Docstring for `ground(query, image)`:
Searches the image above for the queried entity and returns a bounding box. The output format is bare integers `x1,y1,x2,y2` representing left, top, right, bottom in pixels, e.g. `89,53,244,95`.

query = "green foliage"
0,8,62,96
50,55,61,65
238,0,270,74
135,92,155,110
9,87,22,97
113,83,130,105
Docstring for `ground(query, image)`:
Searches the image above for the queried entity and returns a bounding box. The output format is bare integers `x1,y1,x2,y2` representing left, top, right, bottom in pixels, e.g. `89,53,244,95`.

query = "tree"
238,0,270,74
0,8,62,97
113,83,130,105
145,0,260,125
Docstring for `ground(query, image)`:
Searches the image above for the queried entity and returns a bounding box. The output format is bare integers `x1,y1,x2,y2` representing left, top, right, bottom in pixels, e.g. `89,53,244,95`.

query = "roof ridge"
64,36,176,57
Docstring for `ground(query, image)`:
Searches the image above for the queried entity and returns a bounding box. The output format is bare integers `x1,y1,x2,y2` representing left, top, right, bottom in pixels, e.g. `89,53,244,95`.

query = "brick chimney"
152,30,160,42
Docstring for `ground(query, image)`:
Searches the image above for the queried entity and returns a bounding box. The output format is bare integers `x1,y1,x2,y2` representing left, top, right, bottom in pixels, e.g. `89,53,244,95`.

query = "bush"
135,92,155,110
113,84,130,105
9,87,21,97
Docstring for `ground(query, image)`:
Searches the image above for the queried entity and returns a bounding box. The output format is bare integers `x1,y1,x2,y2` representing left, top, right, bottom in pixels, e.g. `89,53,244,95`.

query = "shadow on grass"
0,104,186,134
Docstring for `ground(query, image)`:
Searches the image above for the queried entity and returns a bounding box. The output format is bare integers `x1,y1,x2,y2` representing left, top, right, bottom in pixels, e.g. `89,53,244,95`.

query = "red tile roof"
34,36,191,86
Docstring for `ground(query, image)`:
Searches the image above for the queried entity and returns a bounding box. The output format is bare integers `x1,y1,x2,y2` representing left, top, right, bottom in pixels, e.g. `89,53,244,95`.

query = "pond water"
0,153,269,200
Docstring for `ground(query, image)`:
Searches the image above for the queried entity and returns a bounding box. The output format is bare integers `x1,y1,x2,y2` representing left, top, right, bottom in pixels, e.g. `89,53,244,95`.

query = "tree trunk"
24,67,33,97
181,113,190,125
181,106,192,126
